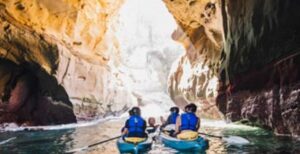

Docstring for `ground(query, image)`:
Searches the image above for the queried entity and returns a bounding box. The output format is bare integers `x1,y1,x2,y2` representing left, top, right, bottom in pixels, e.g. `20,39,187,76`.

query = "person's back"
180,112,198,131
162,107,179,127
167,111,179,125
126,115,146,137
123,107,147,138
175,103,200,134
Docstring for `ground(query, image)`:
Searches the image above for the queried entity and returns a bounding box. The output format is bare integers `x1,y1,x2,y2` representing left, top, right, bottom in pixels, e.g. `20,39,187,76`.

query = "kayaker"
122,107,147,138
161,106,180,127
159,106,179,136
121,109,134,132
146,117,159,134
175,103,200,135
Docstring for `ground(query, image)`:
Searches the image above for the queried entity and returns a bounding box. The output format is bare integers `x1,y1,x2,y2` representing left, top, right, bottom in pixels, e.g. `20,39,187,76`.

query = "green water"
0,120,299,154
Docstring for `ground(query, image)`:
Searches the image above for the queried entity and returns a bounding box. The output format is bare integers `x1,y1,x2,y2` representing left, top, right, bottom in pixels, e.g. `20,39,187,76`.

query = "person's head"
184,104,190,112
188,103,197,113
131,106,141,116
170,107,179,114
148,117,156,126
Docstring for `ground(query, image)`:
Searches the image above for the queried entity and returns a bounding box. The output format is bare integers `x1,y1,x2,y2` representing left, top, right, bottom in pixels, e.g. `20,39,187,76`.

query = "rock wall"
1,0,299,135
0,0,134,125
163,0,224,119
217,0,300,136
164,0,300,136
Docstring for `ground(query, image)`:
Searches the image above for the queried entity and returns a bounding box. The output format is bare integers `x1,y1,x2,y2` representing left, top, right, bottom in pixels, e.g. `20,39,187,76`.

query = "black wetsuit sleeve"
143,120,147,131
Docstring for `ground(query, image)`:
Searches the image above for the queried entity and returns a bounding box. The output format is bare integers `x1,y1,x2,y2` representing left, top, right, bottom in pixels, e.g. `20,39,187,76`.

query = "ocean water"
0,119,299,154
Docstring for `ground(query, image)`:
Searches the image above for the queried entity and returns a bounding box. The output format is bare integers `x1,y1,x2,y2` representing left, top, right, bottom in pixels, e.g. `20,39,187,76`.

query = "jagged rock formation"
164,0,224,119
0,59,76,125
164,0,300,136
218,0,300,136
0,0,132,125
0,0,299,136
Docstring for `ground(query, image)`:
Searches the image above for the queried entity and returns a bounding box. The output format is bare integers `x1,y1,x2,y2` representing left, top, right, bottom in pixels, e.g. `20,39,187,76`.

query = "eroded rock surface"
163,0,224,119
0,0,131,125
164,0,300,136
0,0,177,125
0,59,76,125
217,0,300,136
0,0,299,136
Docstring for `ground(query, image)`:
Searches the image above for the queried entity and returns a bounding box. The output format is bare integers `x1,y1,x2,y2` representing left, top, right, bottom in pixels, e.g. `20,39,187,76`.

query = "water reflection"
0,129,74,153
0,119,299,154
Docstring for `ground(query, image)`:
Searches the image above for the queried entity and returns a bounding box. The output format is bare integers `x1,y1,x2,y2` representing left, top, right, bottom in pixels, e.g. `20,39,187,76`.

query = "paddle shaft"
87,126,156,148
88,135,121,148
198,132,222,139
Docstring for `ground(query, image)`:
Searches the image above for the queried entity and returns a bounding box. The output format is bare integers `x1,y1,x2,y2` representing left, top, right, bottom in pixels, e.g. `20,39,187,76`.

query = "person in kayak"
121,109,134,132
174,103,200,136
122,107,147,138
161,106,180,127
146,117,159,134
160,106,180,136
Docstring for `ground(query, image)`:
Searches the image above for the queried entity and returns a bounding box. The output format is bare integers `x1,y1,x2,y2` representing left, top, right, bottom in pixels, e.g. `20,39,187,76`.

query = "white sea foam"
0,116,119,132
0,137,16,145
201,119,262,131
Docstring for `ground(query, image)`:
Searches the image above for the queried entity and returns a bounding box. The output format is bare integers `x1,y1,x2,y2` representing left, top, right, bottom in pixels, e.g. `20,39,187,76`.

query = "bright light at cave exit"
116,0,218,117
117,0,184,91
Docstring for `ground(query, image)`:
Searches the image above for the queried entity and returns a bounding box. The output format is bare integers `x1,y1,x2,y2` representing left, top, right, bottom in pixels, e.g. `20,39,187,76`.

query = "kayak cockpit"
117,136,153,154
160,132,209,153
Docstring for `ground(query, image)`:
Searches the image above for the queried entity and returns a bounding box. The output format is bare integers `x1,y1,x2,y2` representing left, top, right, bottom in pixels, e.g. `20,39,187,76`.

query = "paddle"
198,132,222,138
65,135,121,153
198,132,250,145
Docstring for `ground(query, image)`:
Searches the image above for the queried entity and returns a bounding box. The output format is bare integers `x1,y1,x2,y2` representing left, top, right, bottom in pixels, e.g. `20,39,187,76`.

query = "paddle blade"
222,136,250,145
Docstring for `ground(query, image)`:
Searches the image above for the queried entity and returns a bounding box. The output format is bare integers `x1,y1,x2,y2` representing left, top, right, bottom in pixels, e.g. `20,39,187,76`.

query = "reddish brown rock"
218,0,300,136
164,0,300,136
0,60,76,126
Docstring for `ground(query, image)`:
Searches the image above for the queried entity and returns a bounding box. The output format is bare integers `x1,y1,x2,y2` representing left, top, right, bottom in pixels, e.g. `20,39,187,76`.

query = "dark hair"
170,107,179,114
188,103,197,113
131,106,141,116
184,104,190,112
128,109,133,116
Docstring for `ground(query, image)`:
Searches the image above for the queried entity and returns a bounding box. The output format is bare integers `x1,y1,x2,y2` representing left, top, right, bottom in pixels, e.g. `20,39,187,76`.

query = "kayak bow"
117,137,153,154
160,133,208,152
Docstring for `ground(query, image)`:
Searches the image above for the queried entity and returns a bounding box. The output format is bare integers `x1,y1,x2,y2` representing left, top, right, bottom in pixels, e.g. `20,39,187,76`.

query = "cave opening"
0,0,223,123
114,0,185,117
115,0,221,119
0,0,299,153
0,58,76,125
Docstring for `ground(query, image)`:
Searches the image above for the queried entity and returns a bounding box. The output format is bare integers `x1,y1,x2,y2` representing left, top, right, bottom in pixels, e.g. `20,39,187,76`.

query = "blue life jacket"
168,112,179,124
127,115,145,134
180,113,198,131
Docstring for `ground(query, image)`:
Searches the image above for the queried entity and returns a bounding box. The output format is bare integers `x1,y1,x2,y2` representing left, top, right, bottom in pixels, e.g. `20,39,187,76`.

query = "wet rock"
0,59,76,126
218,0,300,136
164,0,300,136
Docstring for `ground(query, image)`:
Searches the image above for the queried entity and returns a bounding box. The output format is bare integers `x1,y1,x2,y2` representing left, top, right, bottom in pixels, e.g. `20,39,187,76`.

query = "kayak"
116,137,153,154
160,133,209,153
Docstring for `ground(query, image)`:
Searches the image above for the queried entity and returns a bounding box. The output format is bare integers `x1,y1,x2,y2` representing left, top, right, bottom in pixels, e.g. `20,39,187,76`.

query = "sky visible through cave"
116,0,184,92
114,0,185,117
109,0,188,117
